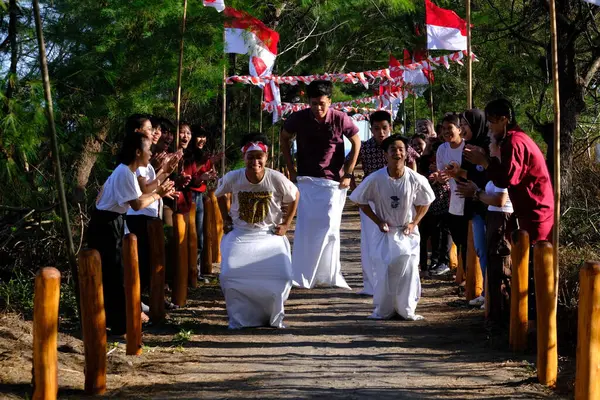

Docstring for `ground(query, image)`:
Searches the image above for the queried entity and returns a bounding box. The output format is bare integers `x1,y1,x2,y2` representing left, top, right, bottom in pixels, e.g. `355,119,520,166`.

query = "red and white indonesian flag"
224,7,279,77
264,80,282,123
203,0,225,12
426,0,467,51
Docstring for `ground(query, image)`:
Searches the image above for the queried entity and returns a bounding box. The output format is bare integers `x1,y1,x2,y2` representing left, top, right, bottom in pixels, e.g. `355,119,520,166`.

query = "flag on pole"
583,0,600,5
203,0,226,12
425,0,468,51
223,7,279,77
264,80,282,123
399,50,430,86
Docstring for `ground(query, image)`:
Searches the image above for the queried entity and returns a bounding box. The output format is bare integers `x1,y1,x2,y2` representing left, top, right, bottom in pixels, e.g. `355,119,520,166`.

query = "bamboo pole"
174,0,188,150
211,191,223,264
188,203,198,288
466,0,472,109
32,0,79,317
172,213,189,306
148,219,166,323
510,230,530,352
533,241,557,386
271,126,275,168
248,86,252,132
449,242,458,270
123,234,142,356
429,86,434,125
259,89,264,134
455,248,465,284
548,0,561,314
465,221,483,301
77,250,106,395
222,35,227,176
575,261,600,399
32,267,61,400
413,96,417,135
202,192,215,274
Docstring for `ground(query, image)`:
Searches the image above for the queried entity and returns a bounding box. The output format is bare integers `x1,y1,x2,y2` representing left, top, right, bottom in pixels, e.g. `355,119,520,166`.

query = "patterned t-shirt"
215,168,298,230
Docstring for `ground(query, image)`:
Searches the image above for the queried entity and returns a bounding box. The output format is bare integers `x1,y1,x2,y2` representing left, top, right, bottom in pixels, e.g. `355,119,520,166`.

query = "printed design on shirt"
238,191,273,224
390,196,400,209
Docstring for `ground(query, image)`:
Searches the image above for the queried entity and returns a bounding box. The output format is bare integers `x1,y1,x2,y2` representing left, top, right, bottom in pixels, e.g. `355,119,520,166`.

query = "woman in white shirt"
87,126,175,336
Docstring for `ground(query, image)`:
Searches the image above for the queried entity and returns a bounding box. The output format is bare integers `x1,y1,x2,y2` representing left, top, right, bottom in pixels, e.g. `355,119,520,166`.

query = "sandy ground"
0,205,566,399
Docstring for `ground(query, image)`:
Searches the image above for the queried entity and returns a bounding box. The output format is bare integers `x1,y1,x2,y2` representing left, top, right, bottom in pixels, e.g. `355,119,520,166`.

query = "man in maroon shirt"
463,99,554,243
280,80,361,289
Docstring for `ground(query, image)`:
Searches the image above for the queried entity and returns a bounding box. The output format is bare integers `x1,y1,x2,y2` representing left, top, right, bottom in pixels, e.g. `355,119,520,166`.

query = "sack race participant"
280,80,361,289
215,134,299,329
350,135,435,320
351,111,392,295
87,123,175,335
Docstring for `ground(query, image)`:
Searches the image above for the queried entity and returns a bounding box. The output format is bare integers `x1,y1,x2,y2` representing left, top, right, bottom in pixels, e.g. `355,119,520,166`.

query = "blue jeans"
472,213,488,295
192,192,205,266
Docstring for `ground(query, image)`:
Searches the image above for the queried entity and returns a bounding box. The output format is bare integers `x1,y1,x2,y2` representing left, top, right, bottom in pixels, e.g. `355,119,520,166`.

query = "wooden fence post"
211,191,223,264
465,221,483,301
455,248,465,284
32,267,61,400
123,234,142,356
188,204,198,288
172,212,188,306
77,250,107,394
534,241,558,386
510,229,529,352
575,261,600,399
202,194,215,275
148,220,166,323
449,242,458,270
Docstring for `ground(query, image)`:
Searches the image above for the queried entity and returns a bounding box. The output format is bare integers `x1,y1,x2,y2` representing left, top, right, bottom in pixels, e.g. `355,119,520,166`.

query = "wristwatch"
342,172,354,179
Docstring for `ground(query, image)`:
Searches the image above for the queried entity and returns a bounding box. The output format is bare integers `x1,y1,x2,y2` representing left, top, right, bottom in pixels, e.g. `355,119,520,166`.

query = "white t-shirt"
96,163,143,214
349,167,435,229
215,168,298,231
485,181,514,213
436,141,466,216
127,164,160,218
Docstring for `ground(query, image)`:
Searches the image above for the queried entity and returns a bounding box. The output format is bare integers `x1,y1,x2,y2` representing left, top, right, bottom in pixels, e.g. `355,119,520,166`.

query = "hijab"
463,108,489,149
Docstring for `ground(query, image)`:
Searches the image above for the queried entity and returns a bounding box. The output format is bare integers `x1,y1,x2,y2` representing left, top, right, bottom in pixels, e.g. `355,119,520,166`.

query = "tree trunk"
5,0,18,102
71,122,110,205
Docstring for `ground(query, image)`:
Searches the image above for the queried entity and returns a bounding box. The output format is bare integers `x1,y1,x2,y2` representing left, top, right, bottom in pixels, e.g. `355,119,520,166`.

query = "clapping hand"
156,179,176,199
456,180,478,198
463,144,487,165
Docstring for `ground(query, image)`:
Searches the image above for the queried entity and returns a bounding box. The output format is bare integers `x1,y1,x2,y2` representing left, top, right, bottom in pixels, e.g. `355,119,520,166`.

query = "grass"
173,329,194,345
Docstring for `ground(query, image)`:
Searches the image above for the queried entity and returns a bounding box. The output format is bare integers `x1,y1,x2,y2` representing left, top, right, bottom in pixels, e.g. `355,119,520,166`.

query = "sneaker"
469,295,485,306
432,263,450,276
141,302,150,313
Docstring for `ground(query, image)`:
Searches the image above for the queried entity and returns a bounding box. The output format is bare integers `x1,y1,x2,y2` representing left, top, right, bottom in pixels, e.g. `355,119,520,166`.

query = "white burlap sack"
291,177,350,289
220,228,292,329
358,208,377,295
368,227,422,320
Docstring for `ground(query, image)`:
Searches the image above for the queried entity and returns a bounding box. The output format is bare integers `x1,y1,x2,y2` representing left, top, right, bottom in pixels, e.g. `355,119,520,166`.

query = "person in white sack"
215,133,299,329
280,80,361,289
349,134,435,320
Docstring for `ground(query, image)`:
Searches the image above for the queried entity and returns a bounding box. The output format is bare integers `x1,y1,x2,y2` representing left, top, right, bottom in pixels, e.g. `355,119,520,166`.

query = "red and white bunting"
226,50,476,86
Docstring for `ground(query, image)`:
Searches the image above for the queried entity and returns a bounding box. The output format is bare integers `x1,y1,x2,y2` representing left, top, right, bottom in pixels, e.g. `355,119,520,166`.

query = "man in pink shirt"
463,99,554,243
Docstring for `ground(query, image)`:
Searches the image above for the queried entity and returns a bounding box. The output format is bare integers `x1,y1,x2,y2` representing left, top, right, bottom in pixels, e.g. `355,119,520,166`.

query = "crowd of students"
86,80,554,334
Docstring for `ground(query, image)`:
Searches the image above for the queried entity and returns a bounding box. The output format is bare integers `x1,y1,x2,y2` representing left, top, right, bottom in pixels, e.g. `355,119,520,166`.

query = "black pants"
86,209,126,335
419,212,451,270
125,214,159,293
486,211,512,324
447,213,469,272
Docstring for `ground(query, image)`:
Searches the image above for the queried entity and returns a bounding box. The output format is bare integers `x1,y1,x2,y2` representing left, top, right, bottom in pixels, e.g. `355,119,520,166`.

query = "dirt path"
1,205,564,399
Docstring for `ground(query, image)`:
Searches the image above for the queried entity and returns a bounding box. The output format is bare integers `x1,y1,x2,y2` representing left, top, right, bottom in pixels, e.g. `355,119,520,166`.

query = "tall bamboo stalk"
259,89,264,134
221,55,227,176
466,0,472,109
548,0,561,307
32,0,79,310
174,0,188,150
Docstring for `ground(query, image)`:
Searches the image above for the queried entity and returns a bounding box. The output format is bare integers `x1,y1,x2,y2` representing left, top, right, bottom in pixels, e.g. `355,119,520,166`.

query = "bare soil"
0,205,567,399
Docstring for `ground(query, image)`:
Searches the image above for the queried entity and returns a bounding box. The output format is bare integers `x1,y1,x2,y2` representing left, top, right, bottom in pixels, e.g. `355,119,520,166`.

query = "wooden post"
202,193,215,275
77,250,106,394
148,220,166,323
32,0,79,317
466,0,472,110
575,261,600,399
188,203,198,288
449,242,458,270
412,96,417,135
211,191,223,264
510,230,530,352
174,0,188,150
172,213,189,306
455,248,465,284
465,221,483,301
259,89,264,134
548,0,561,313
32,267,61,400
122,234,142,356
270,126,275,169
534,241,557,387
